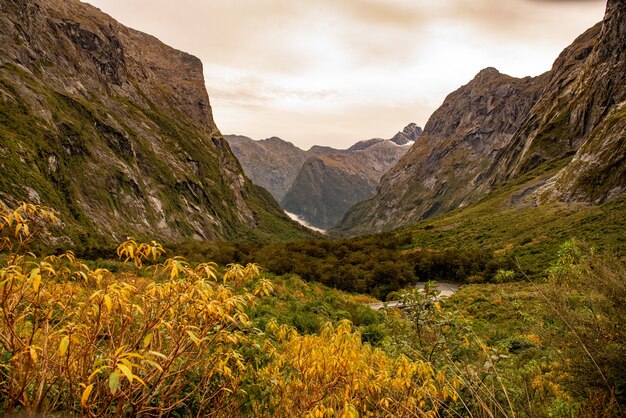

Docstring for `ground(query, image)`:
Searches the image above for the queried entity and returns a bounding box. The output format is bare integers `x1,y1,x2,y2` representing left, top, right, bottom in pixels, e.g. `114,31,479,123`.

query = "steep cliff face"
529,0,626,204
481,24,604,187
335,68,548,235
0,0,309,245
224,135,309,202
335,0,625,236
282,139,413,229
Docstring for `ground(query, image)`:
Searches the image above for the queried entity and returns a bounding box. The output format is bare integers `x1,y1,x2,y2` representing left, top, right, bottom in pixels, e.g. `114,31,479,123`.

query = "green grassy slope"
392,163,626,277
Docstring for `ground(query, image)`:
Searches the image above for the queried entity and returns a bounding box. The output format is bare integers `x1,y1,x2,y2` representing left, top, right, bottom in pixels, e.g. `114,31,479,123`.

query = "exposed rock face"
226,125,420,229
389,123,423,145
0,0,308,244
282,139,414,229
499,0,625,203
348,123,422,151
224,135,309,202
477,0,625,202
334,68,548,235
481,24,604,187
335,0,625,236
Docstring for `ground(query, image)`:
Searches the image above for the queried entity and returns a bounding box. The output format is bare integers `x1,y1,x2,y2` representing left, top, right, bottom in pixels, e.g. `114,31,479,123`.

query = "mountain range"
0,0,623,247
225,123,421,229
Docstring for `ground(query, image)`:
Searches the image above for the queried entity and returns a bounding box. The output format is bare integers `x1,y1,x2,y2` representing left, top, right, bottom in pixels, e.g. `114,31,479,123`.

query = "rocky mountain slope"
335,69,548,234
335,0,624,236
224,135,309,202
486,0,625,203
282,138,414,229
0,0,310,245
226,124,421,229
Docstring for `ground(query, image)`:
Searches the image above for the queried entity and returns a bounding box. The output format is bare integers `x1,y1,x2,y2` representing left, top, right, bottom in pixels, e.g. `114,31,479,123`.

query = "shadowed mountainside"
0,0,310,246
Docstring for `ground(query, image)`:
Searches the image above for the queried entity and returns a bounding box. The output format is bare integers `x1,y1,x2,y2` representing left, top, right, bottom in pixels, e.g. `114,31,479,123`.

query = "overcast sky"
87,0,606,150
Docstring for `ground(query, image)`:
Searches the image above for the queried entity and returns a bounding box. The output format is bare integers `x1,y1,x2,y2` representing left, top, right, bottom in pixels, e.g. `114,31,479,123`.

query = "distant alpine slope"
334,0,625,236
225,123,422,229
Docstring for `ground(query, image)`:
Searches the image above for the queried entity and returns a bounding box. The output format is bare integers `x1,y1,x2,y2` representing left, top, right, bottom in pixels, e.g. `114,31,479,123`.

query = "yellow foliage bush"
254,320,458,417
0,203,460,417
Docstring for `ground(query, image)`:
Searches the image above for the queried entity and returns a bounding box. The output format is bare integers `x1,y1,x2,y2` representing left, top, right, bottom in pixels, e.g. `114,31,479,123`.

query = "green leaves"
108,371,119,395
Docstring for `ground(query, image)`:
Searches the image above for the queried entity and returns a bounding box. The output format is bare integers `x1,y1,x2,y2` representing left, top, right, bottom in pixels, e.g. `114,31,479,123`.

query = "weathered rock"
535,0,626,204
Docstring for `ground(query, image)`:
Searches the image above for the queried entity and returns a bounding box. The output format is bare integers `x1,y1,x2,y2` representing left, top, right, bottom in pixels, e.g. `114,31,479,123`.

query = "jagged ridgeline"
335,0,625,236
0,0,311,246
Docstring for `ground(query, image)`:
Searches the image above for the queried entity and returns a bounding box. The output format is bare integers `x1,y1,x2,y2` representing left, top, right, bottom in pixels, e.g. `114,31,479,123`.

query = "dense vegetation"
166,172,626,301
1,203,624,417
0,204,458,416
173,235,511,299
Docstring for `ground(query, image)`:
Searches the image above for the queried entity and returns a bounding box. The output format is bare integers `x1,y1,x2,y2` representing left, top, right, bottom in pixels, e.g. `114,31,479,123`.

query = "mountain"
347,123,422,151
389,122,423,145
226,124,421,229
484,0,625,203
224,135,309,202
335,0,624,236
0,0,310,246
281,139,414,229
334,69,548,234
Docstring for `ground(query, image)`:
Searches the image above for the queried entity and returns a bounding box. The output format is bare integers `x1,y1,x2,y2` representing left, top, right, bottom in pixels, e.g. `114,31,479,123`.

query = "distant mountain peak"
476,67,501,77
389,123,423,145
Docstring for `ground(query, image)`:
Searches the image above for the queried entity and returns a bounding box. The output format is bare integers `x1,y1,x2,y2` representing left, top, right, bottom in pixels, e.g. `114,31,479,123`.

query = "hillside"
335,0,625,236
224,135,310,202
0,0,310,246
281,139,414,229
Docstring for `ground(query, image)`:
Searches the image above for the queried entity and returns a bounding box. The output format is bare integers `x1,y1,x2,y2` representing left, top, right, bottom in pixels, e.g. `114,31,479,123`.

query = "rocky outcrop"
224,135,309,202
282,139,413,229
389,123,423,145
0,0,309,245
335,0,625,236
348,123,422,151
